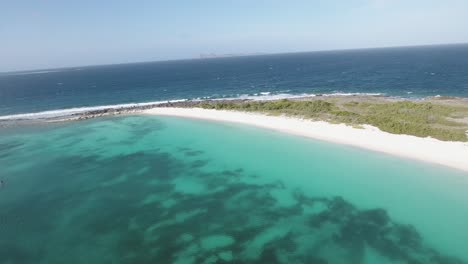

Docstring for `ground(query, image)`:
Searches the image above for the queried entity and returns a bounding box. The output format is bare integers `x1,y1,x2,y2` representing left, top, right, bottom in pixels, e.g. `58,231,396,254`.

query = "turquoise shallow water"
1,115,468,264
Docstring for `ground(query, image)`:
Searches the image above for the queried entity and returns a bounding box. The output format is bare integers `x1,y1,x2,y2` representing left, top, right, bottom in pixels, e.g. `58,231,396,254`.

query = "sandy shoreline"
144,107,468,172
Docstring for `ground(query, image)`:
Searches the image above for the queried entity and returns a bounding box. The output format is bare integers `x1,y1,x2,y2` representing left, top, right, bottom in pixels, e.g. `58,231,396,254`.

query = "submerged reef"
0,116,465,264
1,149,464,264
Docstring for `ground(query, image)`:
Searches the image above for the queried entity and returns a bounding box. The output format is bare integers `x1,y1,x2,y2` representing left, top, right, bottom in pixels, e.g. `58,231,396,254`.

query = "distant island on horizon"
199,52,269,59
2,42,467,74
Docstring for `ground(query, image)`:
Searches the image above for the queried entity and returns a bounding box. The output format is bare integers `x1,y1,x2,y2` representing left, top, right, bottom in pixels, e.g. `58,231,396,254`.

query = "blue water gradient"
1,115,467,263
1,44,468,116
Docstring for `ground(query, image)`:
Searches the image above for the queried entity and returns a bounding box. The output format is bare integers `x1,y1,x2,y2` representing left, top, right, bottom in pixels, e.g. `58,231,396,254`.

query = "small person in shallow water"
0,180,4,188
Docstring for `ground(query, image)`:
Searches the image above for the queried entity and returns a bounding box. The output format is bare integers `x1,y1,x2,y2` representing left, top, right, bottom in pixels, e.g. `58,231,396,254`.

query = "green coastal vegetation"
192,98,468,142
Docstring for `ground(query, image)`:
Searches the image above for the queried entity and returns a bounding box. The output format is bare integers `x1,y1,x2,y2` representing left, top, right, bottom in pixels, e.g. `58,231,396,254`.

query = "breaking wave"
0,92,384,121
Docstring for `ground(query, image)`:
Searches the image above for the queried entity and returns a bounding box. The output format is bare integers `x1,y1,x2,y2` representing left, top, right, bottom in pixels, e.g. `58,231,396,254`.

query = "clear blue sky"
1,0,468,72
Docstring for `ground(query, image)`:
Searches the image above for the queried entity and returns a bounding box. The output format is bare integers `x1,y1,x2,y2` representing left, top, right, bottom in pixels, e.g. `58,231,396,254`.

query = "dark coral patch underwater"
0,146,465,264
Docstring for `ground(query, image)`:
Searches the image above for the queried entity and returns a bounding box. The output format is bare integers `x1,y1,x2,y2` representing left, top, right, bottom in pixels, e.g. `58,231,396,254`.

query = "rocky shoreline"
1,95,466,127
0,99,250,127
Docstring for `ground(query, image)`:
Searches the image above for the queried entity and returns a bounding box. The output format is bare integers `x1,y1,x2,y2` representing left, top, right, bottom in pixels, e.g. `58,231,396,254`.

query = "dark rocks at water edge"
0,99,250,125
61,99,248,121
2,94,467,126
1,94,388,124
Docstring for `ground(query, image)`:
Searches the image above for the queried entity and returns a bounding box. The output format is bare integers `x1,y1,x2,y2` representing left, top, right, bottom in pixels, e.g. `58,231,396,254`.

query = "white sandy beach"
144,107,468,172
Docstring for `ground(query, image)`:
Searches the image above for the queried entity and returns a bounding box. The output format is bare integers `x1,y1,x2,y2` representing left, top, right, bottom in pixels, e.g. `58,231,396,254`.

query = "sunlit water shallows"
1,116,468,264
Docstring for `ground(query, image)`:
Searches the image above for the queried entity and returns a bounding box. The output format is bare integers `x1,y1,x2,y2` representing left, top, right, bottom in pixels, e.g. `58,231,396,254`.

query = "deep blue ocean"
1,44,468,118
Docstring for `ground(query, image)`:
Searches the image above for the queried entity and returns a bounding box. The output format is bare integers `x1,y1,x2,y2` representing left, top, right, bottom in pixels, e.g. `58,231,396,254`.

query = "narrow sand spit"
144,107,468,172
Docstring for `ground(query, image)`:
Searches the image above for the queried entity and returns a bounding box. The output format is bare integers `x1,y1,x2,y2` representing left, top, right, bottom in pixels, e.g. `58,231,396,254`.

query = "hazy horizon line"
2,42,467,74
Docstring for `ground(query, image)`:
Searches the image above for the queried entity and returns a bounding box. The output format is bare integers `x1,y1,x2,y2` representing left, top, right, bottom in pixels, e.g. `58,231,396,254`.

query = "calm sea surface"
1,116,467,263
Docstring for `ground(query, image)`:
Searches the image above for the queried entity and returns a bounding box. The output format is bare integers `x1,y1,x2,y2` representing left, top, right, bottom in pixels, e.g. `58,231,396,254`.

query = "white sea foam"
230,91,383,100
193,92,317,102
191,91,383,102
2,69,66,76
322,92,383,97
242,93,316,101
0,99,187,121
0,91,384,121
